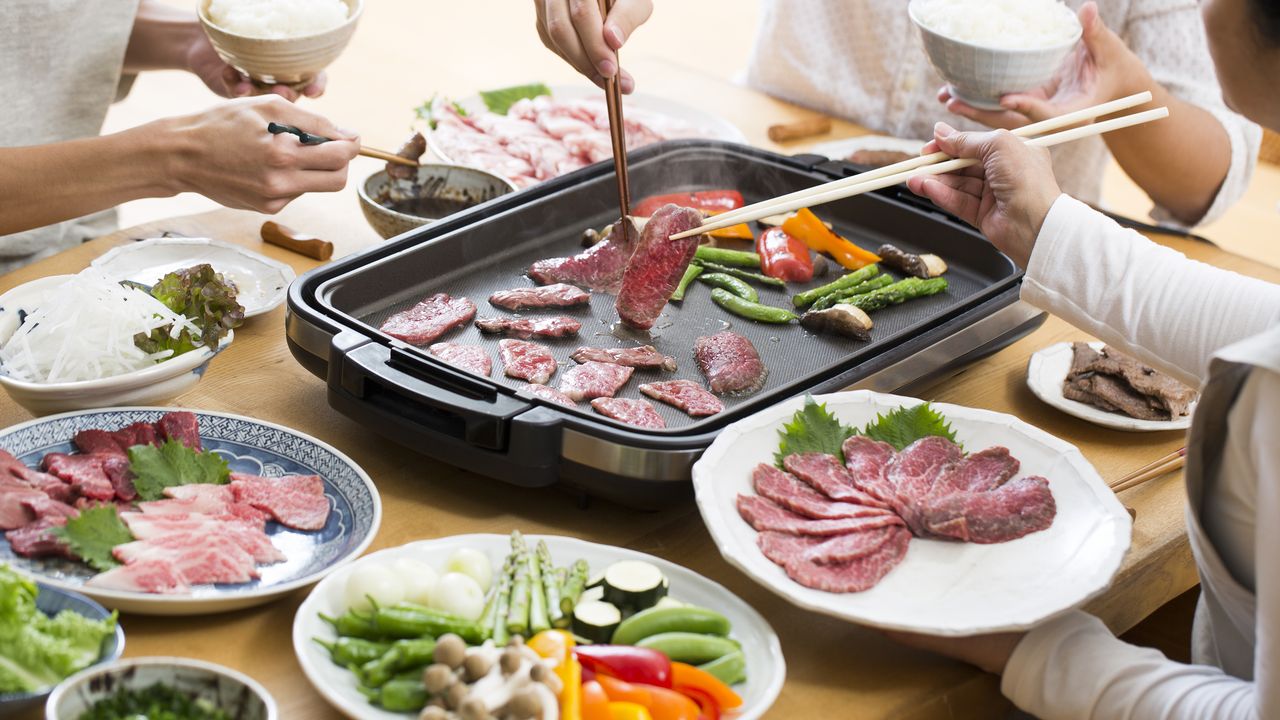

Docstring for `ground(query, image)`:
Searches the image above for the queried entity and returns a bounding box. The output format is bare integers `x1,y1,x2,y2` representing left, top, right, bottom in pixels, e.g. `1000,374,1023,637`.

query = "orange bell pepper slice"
582,680,612,720
671,662,742,710
707,223,754,240
782,207,880,270
607,702,655,720
596,675,653,706
643,685,701,720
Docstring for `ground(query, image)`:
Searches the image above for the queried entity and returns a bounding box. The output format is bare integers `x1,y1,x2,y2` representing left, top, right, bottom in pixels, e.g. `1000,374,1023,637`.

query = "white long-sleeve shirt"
745,0,1260,226
1001,195,1280,718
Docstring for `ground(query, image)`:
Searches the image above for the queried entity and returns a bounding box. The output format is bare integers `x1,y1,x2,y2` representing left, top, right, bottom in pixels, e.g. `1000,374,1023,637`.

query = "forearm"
0,124,180,236
1103,76,1231,226
123,0,202,72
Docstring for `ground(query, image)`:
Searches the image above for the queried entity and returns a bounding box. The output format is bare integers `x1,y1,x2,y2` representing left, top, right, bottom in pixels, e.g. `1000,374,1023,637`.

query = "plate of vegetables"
293,532,784,719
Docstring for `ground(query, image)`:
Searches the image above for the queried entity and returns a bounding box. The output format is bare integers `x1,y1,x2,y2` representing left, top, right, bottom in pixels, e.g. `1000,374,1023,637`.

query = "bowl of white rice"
199,0,362,87
909,0,1082,110
0,271,233,416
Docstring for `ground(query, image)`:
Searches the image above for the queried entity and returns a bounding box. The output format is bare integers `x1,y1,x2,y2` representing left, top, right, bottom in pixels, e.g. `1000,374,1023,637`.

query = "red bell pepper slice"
575,645,673,688
756,227,814,282
632,190,745,218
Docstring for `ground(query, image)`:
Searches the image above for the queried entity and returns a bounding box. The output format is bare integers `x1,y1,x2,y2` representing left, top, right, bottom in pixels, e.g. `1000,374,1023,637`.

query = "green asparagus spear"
506,559,531,636
670,264,703,302
808,274,895,311
559,559,590,617
491,558,514,645
792,264,881,308
837,277,948,313
694,260,786,288
478,558,511,642
538,542,564,628
528,546,550,634
552,566,571,628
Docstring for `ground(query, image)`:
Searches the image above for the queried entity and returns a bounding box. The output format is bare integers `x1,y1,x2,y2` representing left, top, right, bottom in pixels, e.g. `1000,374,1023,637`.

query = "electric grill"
286,141,1044,507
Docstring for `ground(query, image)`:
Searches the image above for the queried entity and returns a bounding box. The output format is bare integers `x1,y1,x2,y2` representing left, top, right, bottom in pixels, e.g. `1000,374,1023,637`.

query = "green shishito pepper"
358,637,438,688
373,602,485,644
694,246,762,268
314,637,393,667
709,289,797,324
697,273,758,302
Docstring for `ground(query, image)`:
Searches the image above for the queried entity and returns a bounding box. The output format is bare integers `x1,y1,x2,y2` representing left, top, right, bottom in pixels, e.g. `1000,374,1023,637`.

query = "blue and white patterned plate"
0,407,381,615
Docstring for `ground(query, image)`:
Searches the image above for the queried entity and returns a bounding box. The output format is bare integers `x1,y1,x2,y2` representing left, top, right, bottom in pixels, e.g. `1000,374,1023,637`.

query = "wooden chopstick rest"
261,221,333,261
767,117,833,143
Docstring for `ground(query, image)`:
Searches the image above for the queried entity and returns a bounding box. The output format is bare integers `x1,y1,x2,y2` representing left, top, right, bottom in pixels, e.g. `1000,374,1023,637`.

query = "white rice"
0,270,202,384
207,0,349,39
913,0,1081,50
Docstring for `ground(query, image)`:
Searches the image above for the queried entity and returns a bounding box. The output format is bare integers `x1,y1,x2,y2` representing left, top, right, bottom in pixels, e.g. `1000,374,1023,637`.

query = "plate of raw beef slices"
0,407,380,615
691,390,1131,636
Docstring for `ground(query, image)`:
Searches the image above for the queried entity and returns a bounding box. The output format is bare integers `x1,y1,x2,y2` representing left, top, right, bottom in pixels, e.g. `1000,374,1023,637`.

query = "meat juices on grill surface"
615,204,703,330
429,342,492,377
760,525,912,593
782,453,891,509
489,283,591,311
752,464,891,520
736,495,904,536
379,293,476,345
639,379,724,417
694,331,768,396
920,476,1057,544
590,397,666,429
499,339,557,384
475,315,582,339
527,217,640,292
1064,343,1196,420
558,361,634,402
570,345,677,372
518,384,577,407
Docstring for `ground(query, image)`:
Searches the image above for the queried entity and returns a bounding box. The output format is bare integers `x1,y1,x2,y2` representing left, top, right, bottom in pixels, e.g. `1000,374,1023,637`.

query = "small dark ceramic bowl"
358,163,518,239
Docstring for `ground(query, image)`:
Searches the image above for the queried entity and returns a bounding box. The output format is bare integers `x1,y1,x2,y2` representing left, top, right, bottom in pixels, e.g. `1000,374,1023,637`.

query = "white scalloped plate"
692,390,1132,636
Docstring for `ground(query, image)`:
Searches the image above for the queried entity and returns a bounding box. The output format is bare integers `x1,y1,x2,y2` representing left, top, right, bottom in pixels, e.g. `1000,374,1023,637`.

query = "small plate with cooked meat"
1027,342,1197,432
806,135,927,168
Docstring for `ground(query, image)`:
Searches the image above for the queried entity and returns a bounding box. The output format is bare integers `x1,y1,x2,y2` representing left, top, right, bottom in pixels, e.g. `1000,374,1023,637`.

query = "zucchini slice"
572,600,623,644
602,560,668,610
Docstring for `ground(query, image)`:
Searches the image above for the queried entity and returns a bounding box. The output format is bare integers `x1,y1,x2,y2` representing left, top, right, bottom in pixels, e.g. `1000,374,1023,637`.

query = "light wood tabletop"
9,57,1280,720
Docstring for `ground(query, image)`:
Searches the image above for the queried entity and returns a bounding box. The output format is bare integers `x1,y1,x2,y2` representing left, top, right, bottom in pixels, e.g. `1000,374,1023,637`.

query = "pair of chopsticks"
598,0,631,219
670,91,1165,239
267,122,418,168
1110,447,1186,493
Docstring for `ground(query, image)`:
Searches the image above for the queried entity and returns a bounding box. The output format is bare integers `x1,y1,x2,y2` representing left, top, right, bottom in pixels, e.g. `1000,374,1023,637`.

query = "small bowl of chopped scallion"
45,656,276,720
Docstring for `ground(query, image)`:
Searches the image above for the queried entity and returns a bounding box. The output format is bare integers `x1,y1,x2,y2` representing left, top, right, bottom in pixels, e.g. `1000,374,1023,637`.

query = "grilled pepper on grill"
782,208,881,271
709,289,797,324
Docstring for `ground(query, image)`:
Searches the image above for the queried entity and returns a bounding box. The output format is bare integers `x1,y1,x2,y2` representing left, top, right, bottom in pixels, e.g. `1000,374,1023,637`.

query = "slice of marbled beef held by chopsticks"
615,204,703,330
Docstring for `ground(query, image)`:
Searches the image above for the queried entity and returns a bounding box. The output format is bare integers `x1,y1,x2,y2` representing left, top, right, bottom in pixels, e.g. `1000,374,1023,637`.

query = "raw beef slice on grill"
429,342,492,377
500,339,557,384
571,345,677,371
229,473,330,531
518,384,577,407
590,398,666,429
379,293,476,345
615,204,703,330
559,361,633,401
489,283,590,311
758,526,912,593
736,495,903,536
920,476,1056,543
528,217,639,292
782,453,890,509
639,380,724,417
752,464,891,520
694,332,768,396
475,315,581,339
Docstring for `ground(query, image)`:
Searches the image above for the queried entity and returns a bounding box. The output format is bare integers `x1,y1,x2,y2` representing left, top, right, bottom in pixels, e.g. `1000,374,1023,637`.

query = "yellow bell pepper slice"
607,701,655,720
530,630,580,720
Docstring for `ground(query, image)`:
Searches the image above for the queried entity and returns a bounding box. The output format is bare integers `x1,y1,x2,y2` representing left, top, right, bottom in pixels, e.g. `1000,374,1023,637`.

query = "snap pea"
359,679,428,712
611,605,733,646
358,637,438,688
695,260,786,288
635,631,741,664
697,273,757,302
808,274,895,311
373,603,485,644
319,611,386,641
314,637,393,667
710,288,797,324
670,264,703,302
791,264,881,308
695,246,762,268
698,650,747,686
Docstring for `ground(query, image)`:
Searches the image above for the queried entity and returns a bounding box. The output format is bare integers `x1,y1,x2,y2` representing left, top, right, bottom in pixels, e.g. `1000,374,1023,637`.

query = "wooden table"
9,64,1280,720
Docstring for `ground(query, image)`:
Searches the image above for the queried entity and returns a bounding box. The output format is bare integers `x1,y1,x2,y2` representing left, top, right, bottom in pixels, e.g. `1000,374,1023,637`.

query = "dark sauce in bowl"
382,195,478,219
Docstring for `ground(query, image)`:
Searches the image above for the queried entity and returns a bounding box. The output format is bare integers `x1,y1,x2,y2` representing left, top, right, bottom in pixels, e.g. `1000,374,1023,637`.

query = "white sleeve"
1020,195,1280,387
1000,368,1280,720
1121,0,1261,225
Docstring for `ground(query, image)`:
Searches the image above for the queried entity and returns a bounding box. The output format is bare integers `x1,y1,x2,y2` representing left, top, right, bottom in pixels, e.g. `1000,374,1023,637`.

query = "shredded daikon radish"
0,270,202,383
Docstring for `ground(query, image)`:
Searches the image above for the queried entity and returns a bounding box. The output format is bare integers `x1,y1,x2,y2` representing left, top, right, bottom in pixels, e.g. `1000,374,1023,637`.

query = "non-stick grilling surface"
318,144,1018,434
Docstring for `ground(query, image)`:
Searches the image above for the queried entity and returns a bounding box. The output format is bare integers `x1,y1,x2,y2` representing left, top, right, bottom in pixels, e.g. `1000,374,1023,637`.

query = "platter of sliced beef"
691,390,1132,635
0,407,380,615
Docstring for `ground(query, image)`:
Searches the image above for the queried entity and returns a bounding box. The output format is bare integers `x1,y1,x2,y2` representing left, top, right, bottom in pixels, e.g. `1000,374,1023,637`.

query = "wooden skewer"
1110,447,1187,494
599,0,631,220
672,91,1157,238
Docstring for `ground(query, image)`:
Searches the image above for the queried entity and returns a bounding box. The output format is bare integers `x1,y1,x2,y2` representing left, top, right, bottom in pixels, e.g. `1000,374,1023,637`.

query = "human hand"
534,0,653,93
938,2,1148,129
186,31,326,101
165,96,357,214
906,124,1061,267
883,628,1025,675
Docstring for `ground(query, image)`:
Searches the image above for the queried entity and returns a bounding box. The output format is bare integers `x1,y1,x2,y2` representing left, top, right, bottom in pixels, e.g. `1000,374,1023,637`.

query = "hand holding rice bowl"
908,0,1082,110
198,0,362,86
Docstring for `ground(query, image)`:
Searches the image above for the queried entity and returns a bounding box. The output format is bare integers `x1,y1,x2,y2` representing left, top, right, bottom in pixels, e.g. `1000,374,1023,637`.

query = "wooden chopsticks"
669,91,1163,239
266,122,419,168
598,0,631,219
1110,447,1187,494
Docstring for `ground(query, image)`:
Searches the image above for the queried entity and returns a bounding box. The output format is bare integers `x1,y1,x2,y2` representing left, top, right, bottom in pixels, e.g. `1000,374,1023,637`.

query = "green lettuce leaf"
128,439,230,502
479,83,552,115
775,395,856,466
134,263,244,356
859,402,960,451
50,506,134,572
0,564,117,693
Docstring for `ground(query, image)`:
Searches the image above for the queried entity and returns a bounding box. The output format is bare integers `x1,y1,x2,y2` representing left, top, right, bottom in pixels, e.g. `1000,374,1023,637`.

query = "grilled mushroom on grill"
800,303,873,340
876,243,947,278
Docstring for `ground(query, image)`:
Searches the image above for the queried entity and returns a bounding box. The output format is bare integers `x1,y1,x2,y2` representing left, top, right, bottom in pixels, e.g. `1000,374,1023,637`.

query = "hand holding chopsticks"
267,122,419,168
670,91,1167,239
